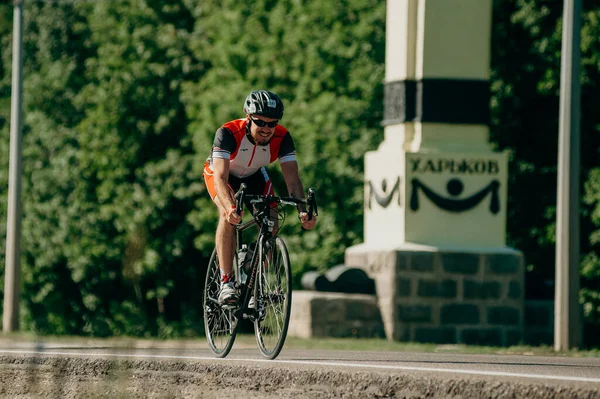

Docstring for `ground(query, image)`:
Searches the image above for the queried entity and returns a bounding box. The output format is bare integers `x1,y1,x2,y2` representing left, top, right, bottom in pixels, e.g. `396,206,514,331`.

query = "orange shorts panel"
203,161,275,207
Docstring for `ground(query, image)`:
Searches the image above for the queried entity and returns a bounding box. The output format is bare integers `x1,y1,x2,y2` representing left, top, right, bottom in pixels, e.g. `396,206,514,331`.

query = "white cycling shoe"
218,281,239,306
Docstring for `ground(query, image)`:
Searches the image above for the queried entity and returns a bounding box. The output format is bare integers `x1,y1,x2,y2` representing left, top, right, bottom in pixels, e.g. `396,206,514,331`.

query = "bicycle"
203,183,318,359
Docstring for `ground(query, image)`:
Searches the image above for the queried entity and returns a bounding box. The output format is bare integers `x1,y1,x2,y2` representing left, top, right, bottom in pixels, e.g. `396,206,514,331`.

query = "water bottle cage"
239,245,255,275
264,217,275,232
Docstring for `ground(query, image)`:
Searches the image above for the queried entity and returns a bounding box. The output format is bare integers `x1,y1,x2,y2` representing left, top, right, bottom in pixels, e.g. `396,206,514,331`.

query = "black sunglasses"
250,116,278,128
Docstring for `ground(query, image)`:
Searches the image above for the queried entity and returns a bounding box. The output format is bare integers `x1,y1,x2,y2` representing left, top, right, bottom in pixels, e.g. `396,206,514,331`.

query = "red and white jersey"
206,119,296,178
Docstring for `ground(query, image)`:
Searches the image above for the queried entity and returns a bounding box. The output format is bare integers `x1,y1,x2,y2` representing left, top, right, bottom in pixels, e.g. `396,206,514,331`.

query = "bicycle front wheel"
254,236,292,359
203,248,238,358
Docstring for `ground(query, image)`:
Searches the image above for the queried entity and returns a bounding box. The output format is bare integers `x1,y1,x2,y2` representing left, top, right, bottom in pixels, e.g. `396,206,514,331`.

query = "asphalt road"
0,338,599,398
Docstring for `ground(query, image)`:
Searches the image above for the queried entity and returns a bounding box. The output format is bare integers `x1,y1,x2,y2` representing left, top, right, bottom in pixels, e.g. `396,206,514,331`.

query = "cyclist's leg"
215,199,236,276
204,162,238,291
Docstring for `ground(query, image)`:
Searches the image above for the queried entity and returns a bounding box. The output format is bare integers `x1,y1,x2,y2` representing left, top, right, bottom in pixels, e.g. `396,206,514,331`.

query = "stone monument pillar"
345,0,524,346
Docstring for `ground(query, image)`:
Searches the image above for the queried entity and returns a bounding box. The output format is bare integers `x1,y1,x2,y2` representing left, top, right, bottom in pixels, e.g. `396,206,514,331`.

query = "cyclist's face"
248,114,277,146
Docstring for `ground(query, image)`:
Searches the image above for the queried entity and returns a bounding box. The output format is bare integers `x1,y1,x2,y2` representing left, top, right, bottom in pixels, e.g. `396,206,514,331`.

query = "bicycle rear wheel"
204,248,238,358
254,236,292,359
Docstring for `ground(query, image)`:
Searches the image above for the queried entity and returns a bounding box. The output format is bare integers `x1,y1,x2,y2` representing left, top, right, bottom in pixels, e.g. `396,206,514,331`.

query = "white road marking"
0,349,599,384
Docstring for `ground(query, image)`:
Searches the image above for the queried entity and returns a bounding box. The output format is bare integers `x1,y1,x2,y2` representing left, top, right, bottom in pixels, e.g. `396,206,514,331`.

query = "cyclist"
203,90,317,306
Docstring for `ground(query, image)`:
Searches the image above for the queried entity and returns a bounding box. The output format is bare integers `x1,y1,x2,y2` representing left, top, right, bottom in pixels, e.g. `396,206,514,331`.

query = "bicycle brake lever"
235,183,247,215
301,188,317,231
307,188,316,220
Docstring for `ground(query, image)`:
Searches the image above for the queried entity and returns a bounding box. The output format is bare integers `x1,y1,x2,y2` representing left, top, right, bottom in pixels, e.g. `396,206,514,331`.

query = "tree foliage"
181,0,385,284
0,0,385,336
0,0,599,341
490,0,600,327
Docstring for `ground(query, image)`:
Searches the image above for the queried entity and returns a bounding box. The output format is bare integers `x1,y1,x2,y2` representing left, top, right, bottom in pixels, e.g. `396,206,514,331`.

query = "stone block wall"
288,291,385,339
345,246,524,346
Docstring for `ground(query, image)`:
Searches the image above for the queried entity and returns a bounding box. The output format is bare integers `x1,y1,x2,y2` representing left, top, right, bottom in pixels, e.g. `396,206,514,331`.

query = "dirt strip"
0,355,598,399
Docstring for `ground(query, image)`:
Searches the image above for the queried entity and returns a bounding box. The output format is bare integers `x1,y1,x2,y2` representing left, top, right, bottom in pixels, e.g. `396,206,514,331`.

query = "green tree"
70,0,204,336
579,3,600,331
1,0,208,336
2,0,599,343
183,0,386,285
0,1,96,334
490,0,600,337
0,0,11,318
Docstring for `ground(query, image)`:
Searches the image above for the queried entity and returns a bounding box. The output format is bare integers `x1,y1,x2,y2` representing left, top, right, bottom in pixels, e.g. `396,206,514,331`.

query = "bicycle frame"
232,205,273,321
231,184,317,321
203,183,317,359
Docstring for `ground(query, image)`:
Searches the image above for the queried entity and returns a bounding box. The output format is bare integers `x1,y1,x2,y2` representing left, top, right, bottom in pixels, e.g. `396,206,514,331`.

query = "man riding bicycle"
203,90,317,306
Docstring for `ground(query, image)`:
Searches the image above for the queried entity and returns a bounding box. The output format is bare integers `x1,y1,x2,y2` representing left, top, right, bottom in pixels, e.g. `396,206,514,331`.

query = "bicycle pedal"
221,302,238,310
246,308,263,322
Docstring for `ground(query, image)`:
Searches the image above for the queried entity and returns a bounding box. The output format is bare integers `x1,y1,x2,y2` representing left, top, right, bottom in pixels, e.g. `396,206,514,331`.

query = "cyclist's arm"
281,161,316,230
278,133,304,207
280,161,307,212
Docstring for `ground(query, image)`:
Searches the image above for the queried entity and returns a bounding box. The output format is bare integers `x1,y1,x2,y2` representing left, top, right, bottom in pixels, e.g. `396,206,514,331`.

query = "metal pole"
554,0,582,351
3,0,24,333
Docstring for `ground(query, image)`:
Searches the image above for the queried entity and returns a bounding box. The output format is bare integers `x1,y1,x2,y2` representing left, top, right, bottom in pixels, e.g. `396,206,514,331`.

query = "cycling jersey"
206,119,296,179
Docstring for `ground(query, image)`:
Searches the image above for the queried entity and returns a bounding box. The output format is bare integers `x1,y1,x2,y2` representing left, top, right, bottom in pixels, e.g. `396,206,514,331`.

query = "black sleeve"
213,127,236,153
278,132,296,158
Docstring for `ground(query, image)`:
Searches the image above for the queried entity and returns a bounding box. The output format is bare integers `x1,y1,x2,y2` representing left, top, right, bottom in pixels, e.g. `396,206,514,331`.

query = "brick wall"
345,247,524,346
288,291,385,339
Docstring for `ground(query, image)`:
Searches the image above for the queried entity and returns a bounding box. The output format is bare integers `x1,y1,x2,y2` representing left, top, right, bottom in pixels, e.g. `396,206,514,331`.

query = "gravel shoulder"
0,355,599,399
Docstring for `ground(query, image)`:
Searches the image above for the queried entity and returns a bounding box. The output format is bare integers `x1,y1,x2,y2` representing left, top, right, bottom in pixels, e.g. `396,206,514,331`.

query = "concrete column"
347,0,524,345
364,0,507,249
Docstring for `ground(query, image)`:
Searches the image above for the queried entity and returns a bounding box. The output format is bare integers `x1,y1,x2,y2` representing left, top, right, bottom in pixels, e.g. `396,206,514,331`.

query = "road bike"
203,183,318,359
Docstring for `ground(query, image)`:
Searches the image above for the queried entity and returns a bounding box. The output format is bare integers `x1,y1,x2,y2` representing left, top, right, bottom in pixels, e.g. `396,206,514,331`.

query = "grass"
2,332,599,358
277,336,600,358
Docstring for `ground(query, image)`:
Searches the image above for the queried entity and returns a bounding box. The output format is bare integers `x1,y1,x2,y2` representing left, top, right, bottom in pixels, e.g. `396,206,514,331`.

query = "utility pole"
3,0,24,333
554,0,582,351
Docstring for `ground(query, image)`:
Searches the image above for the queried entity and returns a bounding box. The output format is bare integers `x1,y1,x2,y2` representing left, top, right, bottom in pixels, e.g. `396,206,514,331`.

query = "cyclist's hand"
299,212,317,230
226,206,243,225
